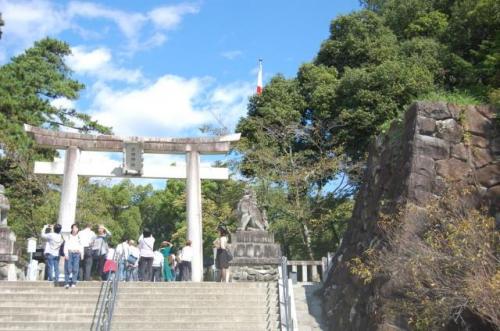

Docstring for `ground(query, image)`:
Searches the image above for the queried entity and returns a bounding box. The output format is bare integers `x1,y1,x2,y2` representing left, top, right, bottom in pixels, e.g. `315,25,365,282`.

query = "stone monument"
229,189,281,281
0,184,18,281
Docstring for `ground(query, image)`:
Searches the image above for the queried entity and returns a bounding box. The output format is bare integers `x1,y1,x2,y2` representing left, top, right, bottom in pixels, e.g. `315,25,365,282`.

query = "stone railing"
287,252,333,283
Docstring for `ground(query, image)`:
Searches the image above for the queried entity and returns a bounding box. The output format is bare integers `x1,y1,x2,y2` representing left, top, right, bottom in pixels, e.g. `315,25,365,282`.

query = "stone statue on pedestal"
0,184,18,281
0,185,10,226
236,189,269,231
229,188,281,282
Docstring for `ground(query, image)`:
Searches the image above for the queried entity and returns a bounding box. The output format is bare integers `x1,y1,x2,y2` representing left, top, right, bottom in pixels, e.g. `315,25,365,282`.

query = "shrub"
352,186,499,330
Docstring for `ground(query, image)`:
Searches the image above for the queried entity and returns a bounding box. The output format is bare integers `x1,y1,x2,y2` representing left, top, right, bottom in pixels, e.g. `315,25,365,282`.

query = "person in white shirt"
179,240,193,281
116,239,130,281
126,240,140,282
214,226,231,282
151,249,164,282
41,224,63,283
78,223,96,281
63,224,84,288
138,228,155,281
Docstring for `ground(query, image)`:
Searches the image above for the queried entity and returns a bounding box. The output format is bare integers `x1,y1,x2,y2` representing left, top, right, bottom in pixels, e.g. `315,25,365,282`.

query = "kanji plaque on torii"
24,124,240,282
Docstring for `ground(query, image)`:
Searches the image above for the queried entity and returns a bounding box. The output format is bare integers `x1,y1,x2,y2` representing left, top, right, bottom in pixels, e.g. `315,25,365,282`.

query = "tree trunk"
301,222,315,260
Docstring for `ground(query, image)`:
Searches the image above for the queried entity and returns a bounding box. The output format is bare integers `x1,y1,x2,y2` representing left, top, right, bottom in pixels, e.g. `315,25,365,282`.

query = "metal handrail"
280,256,294,331
93,249,122,331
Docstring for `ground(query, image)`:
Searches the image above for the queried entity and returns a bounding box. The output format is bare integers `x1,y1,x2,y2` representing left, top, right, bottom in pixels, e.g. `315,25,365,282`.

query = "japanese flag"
257,59,263,95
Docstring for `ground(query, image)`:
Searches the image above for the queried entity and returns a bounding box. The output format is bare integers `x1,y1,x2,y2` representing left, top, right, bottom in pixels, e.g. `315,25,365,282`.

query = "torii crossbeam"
25,124,240,282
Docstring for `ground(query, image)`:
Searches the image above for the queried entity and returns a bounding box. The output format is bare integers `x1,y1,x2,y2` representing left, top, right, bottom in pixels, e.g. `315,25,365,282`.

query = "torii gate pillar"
186,151,203,282
58,146,80,233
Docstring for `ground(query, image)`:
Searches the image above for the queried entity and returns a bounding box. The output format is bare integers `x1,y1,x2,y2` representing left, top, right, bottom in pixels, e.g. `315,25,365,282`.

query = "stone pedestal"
229,230,281,282
0,226,18,281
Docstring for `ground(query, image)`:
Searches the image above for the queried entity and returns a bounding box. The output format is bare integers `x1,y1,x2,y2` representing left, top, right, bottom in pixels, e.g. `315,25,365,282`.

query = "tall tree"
0,38,110,243
237,76,351,259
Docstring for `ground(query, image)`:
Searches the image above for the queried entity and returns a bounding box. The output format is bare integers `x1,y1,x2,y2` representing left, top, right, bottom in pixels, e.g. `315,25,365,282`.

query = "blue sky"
0,0,360,186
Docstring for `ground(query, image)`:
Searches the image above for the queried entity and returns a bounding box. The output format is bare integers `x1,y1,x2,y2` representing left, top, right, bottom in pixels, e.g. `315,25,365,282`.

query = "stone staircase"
0,281,101,330
112,282,280,331
293,283,327,331
0,281,279,331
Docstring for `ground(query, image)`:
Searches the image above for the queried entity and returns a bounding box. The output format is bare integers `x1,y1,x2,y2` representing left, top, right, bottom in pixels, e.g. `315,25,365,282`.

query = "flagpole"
257,59,263,95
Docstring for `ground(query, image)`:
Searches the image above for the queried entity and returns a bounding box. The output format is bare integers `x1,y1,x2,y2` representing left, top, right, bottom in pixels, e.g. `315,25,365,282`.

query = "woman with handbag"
214,226,231,282
91,224,111,280
125,240,139,281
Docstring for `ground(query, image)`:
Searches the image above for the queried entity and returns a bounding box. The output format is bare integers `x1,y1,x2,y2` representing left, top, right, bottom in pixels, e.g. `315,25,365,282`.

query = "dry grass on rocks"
349,186,499,330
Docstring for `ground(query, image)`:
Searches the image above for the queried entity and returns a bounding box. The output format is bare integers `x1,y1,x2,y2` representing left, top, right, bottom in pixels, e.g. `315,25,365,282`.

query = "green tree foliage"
316,10,399,71
237,76,352,259
0,38,111,247
0,38,110,152
237,0,498,260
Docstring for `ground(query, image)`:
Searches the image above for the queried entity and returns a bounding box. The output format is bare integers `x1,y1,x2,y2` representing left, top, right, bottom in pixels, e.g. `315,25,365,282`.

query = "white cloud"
67,47,110,72
0,0,69,53
0,0,200,61
89,75,212,136
87,75,253,137
149,4,199,30
206,82,253,124
50,97,76,110
221,50,243,60
66,46,143,83
66,1,199,52
67,1,146,49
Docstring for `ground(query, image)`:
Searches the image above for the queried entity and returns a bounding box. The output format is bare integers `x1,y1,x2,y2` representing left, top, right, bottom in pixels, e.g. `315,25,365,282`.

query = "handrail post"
93,249,122,331
280,256,294,331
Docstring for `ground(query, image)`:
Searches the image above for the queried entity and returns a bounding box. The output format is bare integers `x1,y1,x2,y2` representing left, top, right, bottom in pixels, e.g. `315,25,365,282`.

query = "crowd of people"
41,222,231,288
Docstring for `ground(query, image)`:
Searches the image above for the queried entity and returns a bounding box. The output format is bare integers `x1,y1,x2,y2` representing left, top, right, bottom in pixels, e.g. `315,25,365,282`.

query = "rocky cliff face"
322,102,499,331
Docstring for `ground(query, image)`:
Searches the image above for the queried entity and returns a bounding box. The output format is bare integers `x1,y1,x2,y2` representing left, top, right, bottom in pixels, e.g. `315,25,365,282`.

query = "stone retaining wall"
322,102,499,330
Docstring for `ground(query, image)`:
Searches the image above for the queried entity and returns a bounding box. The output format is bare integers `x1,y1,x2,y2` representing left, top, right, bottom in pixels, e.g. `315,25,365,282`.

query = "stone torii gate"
24,124,240,282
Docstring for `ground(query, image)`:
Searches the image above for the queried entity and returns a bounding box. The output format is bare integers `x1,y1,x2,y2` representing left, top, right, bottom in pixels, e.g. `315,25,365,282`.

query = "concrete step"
293,283,327,330
0,293,102,300
0,322,92,330
0,300,99,307
0,287,276,295
117,282,276,288
112,313,279,322
0,306,278,315
0,281,104,287
0,306,102,314
115,298,278,307
0,288,103,294
0,314,95,322
115,288,273,295
0,281,277,288
111,321,279,330
116,294,275,300
297,327,325,331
